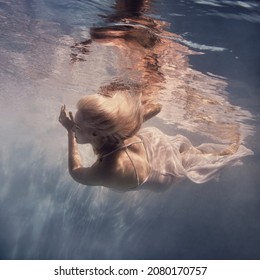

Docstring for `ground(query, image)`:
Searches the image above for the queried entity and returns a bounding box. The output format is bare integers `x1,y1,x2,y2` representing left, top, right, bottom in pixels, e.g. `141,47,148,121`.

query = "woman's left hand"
59,105,74,132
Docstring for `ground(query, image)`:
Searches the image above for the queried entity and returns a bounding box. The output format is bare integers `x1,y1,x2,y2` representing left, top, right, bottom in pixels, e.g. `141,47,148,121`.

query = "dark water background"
0,0,260,259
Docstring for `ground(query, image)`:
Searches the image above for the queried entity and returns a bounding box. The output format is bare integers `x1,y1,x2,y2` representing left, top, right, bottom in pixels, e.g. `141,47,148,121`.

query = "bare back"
73,135,150,191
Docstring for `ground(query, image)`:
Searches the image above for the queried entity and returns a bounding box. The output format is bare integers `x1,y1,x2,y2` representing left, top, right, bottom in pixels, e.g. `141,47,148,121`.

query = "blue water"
0,0,259,259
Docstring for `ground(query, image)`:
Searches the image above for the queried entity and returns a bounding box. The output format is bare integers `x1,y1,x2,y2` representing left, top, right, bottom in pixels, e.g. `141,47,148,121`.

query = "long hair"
77,91,143,145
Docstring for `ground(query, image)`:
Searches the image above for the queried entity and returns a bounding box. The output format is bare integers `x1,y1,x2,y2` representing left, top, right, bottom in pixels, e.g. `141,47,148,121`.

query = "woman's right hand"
58,105,75,132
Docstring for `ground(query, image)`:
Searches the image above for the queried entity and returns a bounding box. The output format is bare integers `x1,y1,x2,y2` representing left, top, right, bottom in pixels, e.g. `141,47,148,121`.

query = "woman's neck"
92,137,122,157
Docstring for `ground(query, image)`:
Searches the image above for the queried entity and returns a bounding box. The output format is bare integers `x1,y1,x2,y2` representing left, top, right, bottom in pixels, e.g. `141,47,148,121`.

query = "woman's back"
96,135,150,190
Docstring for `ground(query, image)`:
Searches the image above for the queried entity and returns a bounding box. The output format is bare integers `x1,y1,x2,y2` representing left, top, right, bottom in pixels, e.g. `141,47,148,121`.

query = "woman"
59,92,253,191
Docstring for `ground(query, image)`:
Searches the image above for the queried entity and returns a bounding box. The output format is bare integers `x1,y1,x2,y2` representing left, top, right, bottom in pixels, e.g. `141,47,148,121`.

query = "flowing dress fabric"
138,127,253,185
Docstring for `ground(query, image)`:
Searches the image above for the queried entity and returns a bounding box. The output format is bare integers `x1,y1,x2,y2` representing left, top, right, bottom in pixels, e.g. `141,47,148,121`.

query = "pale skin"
58,103,161,190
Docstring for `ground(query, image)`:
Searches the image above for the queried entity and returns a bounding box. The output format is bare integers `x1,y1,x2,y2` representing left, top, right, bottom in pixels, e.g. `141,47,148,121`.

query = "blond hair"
77,92,143,145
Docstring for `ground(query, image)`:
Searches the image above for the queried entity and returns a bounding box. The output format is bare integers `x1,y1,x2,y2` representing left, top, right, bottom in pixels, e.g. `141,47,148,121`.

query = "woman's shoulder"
96,152,141,190
98,136,150,189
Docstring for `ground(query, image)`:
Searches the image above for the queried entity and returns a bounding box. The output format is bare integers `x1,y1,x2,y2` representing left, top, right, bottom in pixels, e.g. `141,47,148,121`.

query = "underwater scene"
0,0,260,259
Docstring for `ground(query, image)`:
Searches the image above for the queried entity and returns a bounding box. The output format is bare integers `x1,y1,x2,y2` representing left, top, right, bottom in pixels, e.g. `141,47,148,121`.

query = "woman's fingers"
69,111,74,122
59,105,74,131
61,105,67,115
59,104,67,122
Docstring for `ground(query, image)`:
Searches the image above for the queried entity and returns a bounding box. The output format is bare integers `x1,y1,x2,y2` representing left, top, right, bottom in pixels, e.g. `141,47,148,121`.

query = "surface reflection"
71,0,168,113
70,0,254,146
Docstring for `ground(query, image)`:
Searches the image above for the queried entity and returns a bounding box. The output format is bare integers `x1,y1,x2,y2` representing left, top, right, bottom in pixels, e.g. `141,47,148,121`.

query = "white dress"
138,127,253,186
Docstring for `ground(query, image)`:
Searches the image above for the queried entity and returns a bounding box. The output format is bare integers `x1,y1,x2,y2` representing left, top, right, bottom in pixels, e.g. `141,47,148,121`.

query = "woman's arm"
58,105,83,175
67,131,99,185
68,131,104,186
68,130,83,173
67,130,102,185
59,105,100,186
